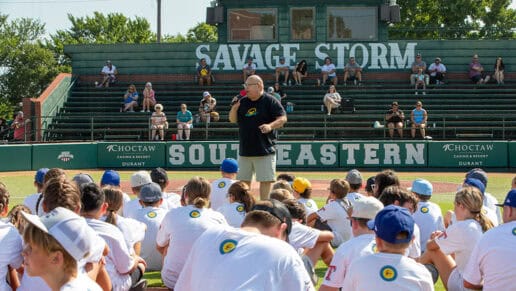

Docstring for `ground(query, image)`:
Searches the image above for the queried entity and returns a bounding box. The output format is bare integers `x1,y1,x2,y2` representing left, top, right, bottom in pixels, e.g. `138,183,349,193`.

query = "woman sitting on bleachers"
322,85,341,116
122,84,139,112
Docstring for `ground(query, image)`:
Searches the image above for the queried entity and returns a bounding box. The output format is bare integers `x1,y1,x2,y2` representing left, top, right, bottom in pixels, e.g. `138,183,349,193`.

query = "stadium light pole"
157,0,162,43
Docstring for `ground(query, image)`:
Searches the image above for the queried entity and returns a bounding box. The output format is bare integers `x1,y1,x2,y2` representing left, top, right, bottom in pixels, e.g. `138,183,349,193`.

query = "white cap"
22,207,92,261
130,170,152,187
351,196,384,220
203,91,211,97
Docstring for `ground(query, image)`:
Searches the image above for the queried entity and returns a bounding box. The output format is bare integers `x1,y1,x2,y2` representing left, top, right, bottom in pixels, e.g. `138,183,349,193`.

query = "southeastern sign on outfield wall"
0,141,513,171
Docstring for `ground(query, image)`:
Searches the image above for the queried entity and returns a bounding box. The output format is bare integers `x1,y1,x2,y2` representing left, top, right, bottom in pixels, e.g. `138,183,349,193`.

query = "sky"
1,0,515,38
1,0,214,37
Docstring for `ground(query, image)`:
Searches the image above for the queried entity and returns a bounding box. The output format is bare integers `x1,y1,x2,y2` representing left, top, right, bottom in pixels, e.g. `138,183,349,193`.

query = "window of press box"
327,7,378,41
290,7,315,41
228,8,278,42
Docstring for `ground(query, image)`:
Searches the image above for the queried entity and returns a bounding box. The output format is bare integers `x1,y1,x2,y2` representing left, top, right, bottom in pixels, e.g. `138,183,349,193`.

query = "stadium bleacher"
42,73,516,142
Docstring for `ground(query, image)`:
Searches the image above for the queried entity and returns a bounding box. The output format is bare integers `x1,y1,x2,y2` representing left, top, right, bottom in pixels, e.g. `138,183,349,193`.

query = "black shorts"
471,75,482,83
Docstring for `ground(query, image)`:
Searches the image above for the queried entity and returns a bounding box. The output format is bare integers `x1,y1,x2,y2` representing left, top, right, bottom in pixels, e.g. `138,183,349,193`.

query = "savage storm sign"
195,42,417,71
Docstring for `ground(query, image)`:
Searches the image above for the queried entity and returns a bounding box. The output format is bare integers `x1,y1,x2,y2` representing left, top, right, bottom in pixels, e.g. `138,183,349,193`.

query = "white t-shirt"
0,221,23,291
101,64,116,74
86,218,135,291
413,201,445,252
163,192,181,209
436,219,483,273
463,221,516,291
406,223,421,259
132,206,167,271
317,200,352,246
298,198,319,217
428,63,447,76
156,205,228,289
484,192,502,225
60,274,102,291
288,221,321,254
210,177,236,211
217,202,246,228
123,194,171,219
322,233,376,288
175,226,315,291
321,63,337,77
23,193,42,214
346,192,364,205
342,252,434,291
100,215,146,255
450,206,498,228
243,63,257,71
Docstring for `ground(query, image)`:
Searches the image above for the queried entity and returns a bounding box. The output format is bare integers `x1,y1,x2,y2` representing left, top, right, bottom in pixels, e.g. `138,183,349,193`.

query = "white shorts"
447,268,475,291
237,154,276,182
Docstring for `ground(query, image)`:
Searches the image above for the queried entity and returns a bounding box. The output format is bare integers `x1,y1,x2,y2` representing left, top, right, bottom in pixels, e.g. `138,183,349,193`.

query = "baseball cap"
435,57,441,62
220,158,238,173
252,199,292,235
100,170,120,186
267,87,275,93
292,177,311,194
466,169,488,187
367,205,414,244
365,176,376,192
392,101,399,106
496,189,516,208
72,173,94,188
150,168,168,184
463,178,485,194
279,56,285,61
351,196,384,220
130,171,152,188
22,207,92,261
203,91,211,97
106,60,112,64
140,182,163,203
409,178,433,196
416,53,421,57
346,169,363,184
35,168,49,184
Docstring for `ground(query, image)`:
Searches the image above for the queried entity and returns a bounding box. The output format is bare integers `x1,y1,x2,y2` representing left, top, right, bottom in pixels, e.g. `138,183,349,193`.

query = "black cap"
252,199,292,235
150,168,168,184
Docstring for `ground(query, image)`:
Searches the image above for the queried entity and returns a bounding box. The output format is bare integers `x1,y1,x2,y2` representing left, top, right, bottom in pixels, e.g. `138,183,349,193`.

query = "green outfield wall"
0,141,514,171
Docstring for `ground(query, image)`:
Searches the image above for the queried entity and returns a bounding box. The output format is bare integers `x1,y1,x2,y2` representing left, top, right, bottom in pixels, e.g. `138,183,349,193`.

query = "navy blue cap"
35,168,49,184
463,178,485,194
466,169,488,187
368,205,414,244
140,182,163,203
496,189,516,208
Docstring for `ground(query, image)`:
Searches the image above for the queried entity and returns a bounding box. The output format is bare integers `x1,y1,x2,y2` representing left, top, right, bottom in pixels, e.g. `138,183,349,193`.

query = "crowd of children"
0,164,515,290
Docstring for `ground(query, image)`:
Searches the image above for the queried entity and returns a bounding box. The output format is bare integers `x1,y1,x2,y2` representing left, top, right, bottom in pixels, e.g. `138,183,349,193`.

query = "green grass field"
1,170,513,289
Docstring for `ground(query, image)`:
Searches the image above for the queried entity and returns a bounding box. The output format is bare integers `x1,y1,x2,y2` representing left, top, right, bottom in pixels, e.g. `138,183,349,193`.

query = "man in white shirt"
210,158,238,210
428,57,446,85
464,189,516,291
275,56,290,86
342,205,434,290
345,169,365,204
175,200,315,290
242,57,256,82
320,57,338,86
150,167,181,210
320,196,384,291
99,60,117,87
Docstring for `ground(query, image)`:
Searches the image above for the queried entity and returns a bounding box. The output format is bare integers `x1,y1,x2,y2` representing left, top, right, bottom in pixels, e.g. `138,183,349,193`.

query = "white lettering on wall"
296,144,317,165
189,144,205,165
364,144,380,165
320,144,337,165
405,143,425,165
276,144,292,166
341,144,360,165
383,143,401,165
168,144,185,164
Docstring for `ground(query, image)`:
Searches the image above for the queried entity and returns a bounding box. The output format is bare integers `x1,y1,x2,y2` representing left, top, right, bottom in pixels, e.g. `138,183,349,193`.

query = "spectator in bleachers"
385,101,405,139
414,67,427,95
141,82,156,112
293,59,308,85
199,91,219,122
11,111,25,142
122,84,139,112
273,82,287,101
319,57,338,86
323,85,341,116
343,57,362,86
410,101,428,139
151,104,167,141
0,117,8,139
469,54,490,84
176,103,193,140
493,56,505,85
275,56,290,86
196,58,212,86
410,53,429,86
428,57,446,85
267,87,281,102
242,57,256,83
98,60,117,88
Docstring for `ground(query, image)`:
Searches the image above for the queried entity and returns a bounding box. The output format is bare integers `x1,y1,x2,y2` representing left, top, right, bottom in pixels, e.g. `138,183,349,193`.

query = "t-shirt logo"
371,243,378,253
512,227,516,236
236,205,245,212
189,210,201,218
380,265,397,282
218,181,226,188
200,68,208,76
219,239,238,254
147,211,157,219
420,206,429,214
306,201,312,207
245,108,257,117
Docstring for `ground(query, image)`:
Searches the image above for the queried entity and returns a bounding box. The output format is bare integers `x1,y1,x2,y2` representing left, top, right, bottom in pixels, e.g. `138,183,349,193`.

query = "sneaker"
146,110,150,112
415,92,418,95
423,92,426,95
327,113,331,116
140,110,145,112
282,82,287,86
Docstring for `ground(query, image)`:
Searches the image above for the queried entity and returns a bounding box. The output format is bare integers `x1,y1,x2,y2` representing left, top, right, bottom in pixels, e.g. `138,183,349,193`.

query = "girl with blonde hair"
141,82,156,112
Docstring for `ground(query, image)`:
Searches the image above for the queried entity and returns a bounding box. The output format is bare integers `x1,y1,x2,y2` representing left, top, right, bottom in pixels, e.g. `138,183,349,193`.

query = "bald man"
229,75,287,200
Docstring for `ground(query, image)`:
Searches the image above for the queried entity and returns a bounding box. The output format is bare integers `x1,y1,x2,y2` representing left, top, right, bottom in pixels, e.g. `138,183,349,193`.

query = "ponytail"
0,182,9,214
477,211,495,233
227,181,255,212
193,197,208,209
102,186,124,226
184,176,211,208
105,210,118,226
